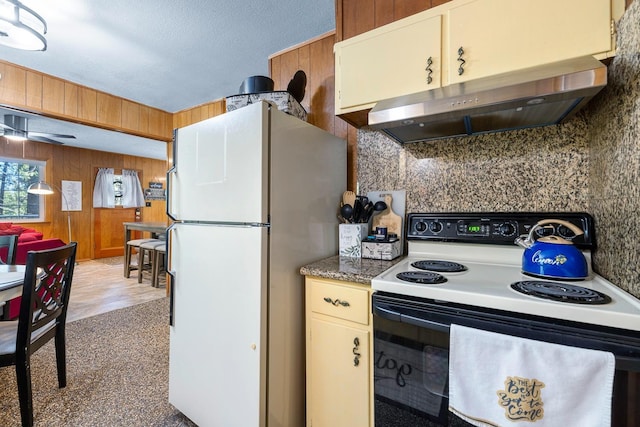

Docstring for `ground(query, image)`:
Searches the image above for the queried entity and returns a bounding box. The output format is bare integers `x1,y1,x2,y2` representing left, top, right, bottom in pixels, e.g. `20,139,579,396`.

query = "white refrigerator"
166,101,346,426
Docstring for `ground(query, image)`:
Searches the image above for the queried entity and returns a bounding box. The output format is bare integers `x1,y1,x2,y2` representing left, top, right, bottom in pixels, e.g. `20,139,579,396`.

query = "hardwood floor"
67,256,167,323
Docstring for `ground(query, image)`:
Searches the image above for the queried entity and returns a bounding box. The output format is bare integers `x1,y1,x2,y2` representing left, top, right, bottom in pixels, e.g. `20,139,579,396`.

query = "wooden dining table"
123,221,168,243
0,264,26,304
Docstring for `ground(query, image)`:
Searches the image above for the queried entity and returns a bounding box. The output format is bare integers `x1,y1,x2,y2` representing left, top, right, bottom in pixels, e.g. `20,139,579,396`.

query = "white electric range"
370,213,640,426
372,212,640,331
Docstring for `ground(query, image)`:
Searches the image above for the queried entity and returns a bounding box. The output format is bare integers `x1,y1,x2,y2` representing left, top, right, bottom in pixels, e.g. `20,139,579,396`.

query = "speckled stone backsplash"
357,1,640,297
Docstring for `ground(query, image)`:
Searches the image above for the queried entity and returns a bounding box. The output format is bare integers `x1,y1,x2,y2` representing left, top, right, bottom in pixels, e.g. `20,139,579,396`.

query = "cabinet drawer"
309,280,369,325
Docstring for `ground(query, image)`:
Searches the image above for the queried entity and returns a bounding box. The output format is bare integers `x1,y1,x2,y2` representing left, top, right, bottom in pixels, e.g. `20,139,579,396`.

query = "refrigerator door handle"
168,269,175,326
167,223,177,326
166,165,177,221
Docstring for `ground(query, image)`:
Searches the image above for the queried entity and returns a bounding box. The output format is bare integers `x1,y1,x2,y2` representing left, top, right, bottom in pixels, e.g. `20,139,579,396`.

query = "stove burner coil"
396,271,447,284
510,281,612,304
411,260,468,273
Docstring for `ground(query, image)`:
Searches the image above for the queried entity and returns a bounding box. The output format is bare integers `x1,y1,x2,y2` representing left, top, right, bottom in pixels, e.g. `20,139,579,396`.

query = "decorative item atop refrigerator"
166,101,346,427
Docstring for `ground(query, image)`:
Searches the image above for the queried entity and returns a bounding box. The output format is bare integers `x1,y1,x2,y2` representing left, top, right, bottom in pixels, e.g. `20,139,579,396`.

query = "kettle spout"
514,235,532,249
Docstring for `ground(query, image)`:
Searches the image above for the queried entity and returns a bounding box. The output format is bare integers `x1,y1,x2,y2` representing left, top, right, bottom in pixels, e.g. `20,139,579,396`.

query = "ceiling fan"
0,114,76,145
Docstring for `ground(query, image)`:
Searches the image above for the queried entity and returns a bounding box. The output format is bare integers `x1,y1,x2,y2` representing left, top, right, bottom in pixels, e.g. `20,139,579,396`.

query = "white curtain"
122,169,145,208
93,168,115,208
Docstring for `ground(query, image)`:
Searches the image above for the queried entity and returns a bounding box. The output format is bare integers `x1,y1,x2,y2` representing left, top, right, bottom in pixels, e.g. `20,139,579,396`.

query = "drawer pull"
323,297,350,307
353,337,361,366
425,56,433,84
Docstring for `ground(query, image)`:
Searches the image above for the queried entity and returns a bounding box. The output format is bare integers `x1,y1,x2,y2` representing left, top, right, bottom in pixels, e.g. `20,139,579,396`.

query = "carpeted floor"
0,298,197,426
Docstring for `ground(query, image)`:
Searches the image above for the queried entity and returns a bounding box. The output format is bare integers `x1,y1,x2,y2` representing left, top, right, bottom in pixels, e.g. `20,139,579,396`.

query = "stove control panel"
406,212,595,248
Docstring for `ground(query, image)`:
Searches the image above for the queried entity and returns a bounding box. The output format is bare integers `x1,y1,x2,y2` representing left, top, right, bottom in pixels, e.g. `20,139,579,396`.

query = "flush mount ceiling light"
0,0,47,51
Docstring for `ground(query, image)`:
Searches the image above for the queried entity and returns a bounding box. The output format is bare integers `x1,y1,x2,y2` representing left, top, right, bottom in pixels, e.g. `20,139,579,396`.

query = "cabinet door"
308,317,370,427
447,0,613,84
336,13,442,112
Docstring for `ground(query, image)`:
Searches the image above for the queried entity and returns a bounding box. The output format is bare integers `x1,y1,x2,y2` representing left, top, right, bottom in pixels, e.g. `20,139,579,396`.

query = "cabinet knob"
457,47,465,76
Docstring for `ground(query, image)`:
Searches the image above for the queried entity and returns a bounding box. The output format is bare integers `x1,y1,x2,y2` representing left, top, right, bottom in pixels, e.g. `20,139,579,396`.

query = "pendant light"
0,0,47,51
27,181,73,243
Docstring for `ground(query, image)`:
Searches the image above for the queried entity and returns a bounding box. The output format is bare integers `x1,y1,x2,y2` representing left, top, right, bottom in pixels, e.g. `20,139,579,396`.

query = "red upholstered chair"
0,235,18,265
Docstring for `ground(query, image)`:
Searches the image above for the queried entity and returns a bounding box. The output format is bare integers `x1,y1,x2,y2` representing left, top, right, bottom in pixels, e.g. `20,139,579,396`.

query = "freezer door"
168,223,268,426
168,102,269,223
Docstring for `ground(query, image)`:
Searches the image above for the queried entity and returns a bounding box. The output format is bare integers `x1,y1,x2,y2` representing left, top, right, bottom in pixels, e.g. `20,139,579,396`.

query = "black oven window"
374,315,465,426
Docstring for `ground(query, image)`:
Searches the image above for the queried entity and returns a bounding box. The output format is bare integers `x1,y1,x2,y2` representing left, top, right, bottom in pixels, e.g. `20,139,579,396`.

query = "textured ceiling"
0,0,336,160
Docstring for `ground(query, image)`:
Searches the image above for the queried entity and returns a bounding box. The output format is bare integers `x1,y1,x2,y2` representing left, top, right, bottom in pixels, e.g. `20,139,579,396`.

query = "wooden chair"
124,238,156,278
0,242,77,427
0,234,18,265
150,241,167,288
0,235,18,320
137,239,165,286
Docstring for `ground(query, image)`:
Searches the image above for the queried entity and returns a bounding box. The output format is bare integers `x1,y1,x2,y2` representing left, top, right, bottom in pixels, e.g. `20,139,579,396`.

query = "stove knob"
498,222,516,236
429,221,443,233
415,221,427,232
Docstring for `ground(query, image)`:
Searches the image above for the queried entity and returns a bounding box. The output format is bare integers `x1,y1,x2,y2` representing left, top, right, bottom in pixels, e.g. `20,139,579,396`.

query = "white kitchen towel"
448,324,615,427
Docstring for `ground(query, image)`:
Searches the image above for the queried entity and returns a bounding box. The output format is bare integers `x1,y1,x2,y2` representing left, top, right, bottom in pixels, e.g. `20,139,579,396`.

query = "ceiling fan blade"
28,131,76,139
28,135,65,145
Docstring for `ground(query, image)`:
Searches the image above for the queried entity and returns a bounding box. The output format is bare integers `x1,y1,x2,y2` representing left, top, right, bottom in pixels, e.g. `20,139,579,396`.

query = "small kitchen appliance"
371,212,640,426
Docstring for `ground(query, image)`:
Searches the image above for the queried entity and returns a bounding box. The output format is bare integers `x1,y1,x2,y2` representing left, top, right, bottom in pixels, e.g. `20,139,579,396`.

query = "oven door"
372,291,640,427
373,303,452,426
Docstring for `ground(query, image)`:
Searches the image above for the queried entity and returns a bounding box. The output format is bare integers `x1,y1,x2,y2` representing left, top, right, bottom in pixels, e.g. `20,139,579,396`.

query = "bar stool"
137,240,165,286
151,241,167,288
125,238,156,278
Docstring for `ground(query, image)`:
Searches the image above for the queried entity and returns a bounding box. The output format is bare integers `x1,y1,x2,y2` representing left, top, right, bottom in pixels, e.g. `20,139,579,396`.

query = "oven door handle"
373,302,451,333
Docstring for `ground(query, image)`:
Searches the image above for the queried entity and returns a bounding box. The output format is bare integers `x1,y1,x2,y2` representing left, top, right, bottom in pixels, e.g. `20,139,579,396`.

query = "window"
0,156,46,222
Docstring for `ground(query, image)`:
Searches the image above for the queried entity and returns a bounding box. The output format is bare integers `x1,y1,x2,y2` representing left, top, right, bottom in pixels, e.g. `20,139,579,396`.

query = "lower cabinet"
305,277,373,427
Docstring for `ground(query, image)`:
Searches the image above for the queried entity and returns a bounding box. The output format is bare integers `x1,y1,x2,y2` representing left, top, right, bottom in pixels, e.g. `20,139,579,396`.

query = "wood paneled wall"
335,0,450,42
0,140,167,261
173,100,226,129
0,60,173,141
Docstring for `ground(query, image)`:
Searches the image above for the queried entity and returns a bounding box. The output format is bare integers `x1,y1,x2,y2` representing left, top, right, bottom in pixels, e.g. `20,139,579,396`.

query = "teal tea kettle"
514,219,589,280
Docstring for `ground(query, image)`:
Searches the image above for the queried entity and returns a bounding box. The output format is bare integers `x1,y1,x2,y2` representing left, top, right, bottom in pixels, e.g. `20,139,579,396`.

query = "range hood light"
527,97,546,105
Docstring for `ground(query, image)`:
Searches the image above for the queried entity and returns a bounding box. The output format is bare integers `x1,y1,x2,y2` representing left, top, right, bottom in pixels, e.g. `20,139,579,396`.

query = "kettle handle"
528,219,584,241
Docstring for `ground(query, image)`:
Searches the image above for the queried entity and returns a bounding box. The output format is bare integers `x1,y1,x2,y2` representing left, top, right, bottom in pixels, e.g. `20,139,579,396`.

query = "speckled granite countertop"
300,255,404,284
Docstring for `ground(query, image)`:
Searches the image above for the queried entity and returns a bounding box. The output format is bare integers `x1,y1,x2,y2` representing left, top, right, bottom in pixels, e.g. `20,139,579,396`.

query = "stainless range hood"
368,56,607,143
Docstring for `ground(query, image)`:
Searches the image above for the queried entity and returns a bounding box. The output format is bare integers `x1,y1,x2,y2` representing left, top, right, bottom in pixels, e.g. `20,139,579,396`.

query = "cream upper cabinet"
334,0,622,117
447,0,615,84
335,13,442,113
306,277,373,427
